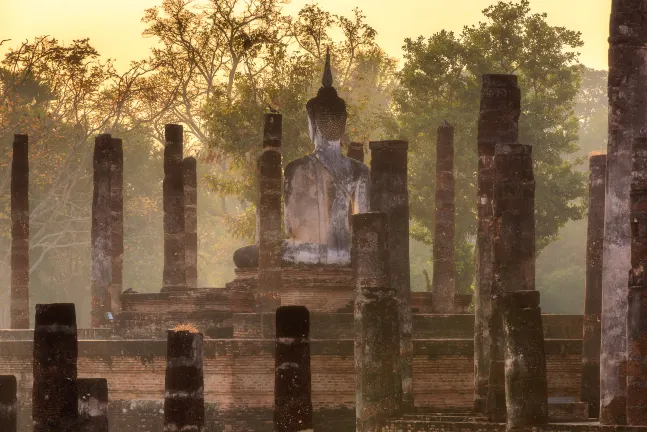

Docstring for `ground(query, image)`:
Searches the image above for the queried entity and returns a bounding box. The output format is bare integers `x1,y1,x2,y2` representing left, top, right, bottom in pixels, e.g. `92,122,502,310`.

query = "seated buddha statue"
233,49,370,267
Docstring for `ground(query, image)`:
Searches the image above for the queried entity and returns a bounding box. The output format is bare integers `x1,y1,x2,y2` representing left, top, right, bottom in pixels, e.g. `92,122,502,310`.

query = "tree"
392,0,587,293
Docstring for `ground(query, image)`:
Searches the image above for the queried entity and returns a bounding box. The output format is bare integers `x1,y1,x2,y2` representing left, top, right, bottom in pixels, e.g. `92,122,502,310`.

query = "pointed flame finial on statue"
322,46,333,89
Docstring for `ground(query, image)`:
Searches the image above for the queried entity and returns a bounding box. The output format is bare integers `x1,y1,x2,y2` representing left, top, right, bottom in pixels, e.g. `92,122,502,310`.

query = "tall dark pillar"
602,1,647,424
110,137,123,317
162,124,187,292
474,74,520,413
91,134,112,328
347,142,365,162
353,212,401,432
432,122,456,313
258,112,282,311
11,134,29,329
581,153,606,418
183,157,198,288
0,375,17,432
486,143,535,421
33,303,78,432
369,140,412,411
274,306,313,432
77,378,108,432
164,329,204,431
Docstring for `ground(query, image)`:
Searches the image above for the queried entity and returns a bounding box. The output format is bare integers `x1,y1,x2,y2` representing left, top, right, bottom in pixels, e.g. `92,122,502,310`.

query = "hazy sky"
1,0,611,71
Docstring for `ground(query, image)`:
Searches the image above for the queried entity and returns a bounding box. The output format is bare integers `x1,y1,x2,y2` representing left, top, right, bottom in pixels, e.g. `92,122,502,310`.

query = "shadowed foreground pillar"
164,329,204,431
501,290,548,431
369,140,411,411
602,1,647,423
91,133,112,328
0,375,17,432
432,123,456,313
77,378,108,432
11,134,29,329
258,112,282,311
627,136,647,425
275,306,313,432
33,303,78,432
581,153,606,418
110,137,123,316
183,157,198,288
474,74,520,413
162,124,187,292
353,212,400,432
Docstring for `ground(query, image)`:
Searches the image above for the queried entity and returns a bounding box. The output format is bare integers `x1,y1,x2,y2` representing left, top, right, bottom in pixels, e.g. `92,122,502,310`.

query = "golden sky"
0,0,611,71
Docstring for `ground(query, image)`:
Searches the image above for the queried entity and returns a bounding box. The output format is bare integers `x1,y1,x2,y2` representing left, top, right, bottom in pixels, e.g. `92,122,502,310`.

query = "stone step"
548,401,589,422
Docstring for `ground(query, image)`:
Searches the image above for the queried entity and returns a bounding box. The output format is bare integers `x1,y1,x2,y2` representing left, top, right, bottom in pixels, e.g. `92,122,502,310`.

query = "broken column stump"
602,0,647,424
258,112,282,312
183,157,198,289
11,134,29,329
347,142,365,162
581,153,606,419
353,212,401,432
627,136,647,425
432,122,456,313
486,143,535,422
110,137,124,316
91,133,112,328
369,140,412,411
0,375,17,432
274,305,313,432
164,329,204,431
77,378,109,432
474,74,521,413
33,303,78,432
162,124,187,292
501,290,548,431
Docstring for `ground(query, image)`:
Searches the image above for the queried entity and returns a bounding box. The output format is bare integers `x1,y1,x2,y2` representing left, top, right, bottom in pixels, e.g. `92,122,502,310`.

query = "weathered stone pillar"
110,137,123,317
183,157,198,288
91,134,112,328
627,136,647,425
474,74,520,413
602,1,647,424
369,140,412,411
77,378,108,432
348,142,365,162
486,143,535,422
33,303,78,432
581,153,606,419
11,134,29,329
274,305,313,432
162,124,187,292
432,122,456,313
164,329,204,431
258,112,282,311
501,290,548,431
0,375,17,432
353,212,400,432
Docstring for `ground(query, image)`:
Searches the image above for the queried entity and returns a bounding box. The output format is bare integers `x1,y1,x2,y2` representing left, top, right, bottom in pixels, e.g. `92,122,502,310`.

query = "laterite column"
77,378,109,432
11,134,29,329
110,137,123,316
184,157,198,288
0,375,17,432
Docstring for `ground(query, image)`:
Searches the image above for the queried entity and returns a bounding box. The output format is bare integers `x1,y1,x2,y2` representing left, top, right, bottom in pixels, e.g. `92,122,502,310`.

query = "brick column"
353,212,401,432
33,303,78,432
581,153,606,418
369,140,412,411
258,112,282,311
474,74,520,413
183,157,198,288
162,124,187,292
91,134,112,328
78,378,108,432
432,122,456,313
274,305,313,431
486,143,535,421
347,142,365,162
501,290,548,431
627,136,647,425
110,137,123,317
164,329,204,431
11,134,29,329
602,2,647,424
0,375,17,432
